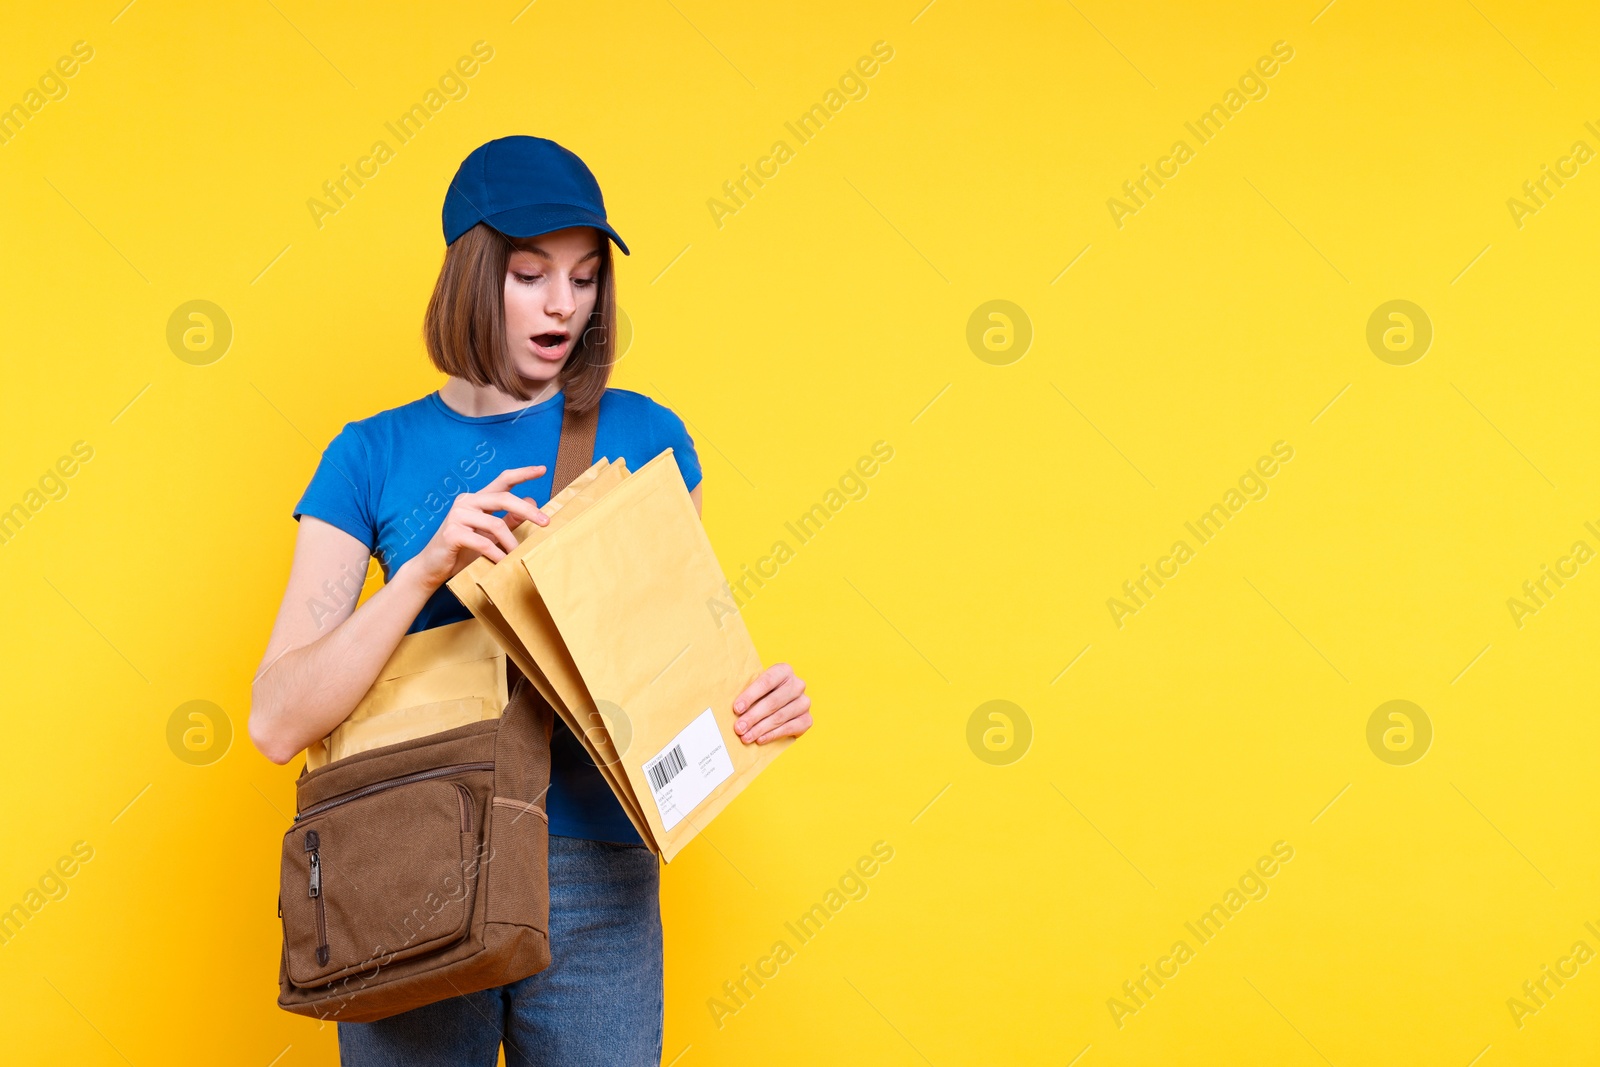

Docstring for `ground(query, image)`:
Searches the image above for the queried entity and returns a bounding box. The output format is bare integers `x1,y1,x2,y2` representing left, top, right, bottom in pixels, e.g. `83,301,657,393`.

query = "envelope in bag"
304,617,507,770
520,449,794,861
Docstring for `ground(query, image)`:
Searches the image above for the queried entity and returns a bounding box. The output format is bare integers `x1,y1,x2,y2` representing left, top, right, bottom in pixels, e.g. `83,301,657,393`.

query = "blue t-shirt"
292,386,703,845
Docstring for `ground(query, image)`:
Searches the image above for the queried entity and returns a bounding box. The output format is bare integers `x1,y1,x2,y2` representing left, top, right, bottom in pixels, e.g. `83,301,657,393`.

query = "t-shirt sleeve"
293,422,377,550
654,401,703,493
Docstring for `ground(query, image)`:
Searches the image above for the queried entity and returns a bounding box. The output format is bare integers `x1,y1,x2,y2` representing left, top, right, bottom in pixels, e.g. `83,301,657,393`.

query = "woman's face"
502,225,603,387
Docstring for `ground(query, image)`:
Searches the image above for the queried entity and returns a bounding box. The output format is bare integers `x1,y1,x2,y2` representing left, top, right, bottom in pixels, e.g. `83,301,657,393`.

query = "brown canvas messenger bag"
275,400,599,1024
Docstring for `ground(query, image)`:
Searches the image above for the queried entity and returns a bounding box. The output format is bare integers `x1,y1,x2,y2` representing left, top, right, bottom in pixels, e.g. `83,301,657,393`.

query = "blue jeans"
337,835,663,1066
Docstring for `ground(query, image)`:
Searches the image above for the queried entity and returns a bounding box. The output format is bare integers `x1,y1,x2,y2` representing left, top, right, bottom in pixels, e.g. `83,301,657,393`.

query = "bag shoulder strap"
552,400,600,495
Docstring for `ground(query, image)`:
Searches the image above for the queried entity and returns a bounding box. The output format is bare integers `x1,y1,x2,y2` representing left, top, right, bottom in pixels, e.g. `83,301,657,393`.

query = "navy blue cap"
442,135,629,254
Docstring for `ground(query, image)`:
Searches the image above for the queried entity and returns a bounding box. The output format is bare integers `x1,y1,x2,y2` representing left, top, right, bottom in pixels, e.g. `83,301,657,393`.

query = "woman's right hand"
404,464,554,592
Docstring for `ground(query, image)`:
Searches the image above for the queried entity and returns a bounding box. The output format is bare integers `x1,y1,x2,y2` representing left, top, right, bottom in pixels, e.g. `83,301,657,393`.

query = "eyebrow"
522,245,602,263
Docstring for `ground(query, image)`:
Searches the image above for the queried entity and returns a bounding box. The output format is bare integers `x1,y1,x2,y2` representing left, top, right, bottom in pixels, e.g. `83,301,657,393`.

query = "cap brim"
479,203,629,255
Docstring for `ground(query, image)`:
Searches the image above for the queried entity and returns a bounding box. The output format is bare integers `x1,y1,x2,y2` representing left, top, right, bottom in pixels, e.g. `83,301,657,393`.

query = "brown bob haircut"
423,222,617,414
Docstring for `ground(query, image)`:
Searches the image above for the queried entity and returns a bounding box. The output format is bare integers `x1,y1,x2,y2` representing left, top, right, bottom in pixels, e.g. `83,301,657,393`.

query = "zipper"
305,829,329,967
295,762,493,822
454,782,473,833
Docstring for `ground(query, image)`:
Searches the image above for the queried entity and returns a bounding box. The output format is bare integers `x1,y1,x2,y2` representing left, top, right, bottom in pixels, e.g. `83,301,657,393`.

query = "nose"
545,273,578,321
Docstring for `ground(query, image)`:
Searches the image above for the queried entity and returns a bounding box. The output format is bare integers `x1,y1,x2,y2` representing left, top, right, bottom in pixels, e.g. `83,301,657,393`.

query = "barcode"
648,745,687,792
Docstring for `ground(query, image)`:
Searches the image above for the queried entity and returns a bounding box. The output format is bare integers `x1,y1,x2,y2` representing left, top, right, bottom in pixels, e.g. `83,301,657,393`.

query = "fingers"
746,693,811,744
476,490,549,528
484,465,547,492
733,663,791,716
741,696,806,742
444,527,506,567
754,709,812,744
734,671,805,740
451,508,518,555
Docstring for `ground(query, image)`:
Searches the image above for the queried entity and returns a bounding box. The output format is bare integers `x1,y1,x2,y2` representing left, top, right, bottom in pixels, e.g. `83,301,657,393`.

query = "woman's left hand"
731,663,812,744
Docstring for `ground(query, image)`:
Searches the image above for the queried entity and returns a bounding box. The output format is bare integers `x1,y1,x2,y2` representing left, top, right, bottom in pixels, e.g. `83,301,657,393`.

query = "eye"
514,272,541,285
574,277,597,288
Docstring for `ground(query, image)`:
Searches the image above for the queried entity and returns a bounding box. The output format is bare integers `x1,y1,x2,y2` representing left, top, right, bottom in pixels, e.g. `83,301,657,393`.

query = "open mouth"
531,332,569,357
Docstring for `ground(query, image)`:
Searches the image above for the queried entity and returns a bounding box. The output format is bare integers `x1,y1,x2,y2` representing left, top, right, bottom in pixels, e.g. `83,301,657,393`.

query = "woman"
248,135,814,1065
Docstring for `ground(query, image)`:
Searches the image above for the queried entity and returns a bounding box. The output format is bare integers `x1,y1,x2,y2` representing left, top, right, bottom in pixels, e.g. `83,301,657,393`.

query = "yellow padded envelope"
305,463,636,779
305,617,507,770
521,449,793,861
446,458,654,845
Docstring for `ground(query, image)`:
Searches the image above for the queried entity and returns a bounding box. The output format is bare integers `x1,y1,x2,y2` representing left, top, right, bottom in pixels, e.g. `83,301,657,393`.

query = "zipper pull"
305,830,321,898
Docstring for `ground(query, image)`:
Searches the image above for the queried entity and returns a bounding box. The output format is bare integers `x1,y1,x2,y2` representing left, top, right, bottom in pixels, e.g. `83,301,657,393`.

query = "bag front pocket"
281,764,488,989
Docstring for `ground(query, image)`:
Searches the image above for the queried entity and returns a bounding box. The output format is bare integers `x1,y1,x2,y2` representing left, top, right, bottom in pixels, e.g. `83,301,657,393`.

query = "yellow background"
3,0,1598,1063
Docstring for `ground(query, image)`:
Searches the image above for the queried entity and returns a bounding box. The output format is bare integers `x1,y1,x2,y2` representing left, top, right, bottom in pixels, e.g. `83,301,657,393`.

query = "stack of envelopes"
444,449,794,861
